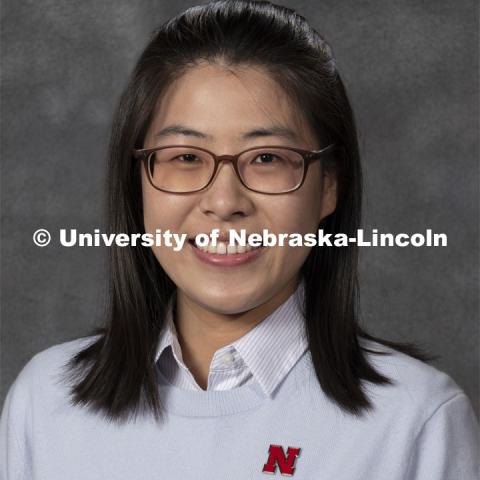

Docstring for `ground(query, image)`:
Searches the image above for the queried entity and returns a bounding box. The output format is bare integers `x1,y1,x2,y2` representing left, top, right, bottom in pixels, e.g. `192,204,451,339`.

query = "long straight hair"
63,0,435,424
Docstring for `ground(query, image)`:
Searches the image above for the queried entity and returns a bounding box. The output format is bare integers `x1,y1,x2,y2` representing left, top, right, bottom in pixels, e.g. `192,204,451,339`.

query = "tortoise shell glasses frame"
133,143,336,195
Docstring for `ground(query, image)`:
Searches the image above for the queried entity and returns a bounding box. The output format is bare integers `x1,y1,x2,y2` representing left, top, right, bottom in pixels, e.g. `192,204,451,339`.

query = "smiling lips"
190,238,261,255
189,237,265,266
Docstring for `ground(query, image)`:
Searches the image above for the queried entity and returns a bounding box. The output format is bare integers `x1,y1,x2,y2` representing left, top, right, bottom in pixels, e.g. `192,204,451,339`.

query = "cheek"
141,188,186,281
142,183,164,233
295,166,325,228
267,192,323,235
259,189,323,277
141,172,189,233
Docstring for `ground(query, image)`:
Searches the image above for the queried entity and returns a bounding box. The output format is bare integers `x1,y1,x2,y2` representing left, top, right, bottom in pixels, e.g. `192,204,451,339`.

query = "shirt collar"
155,292,186,369
155,281,308,397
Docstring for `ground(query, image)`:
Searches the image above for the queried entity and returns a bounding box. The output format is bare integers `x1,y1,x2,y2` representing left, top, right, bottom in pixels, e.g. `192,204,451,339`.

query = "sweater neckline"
156,349,309,417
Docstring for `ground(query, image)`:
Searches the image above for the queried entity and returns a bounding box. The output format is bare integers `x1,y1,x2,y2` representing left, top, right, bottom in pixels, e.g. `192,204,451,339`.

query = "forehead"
146,62,317,147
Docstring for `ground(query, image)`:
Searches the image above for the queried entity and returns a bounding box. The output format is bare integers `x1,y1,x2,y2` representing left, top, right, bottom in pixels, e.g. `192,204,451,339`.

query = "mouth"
187,238,263,255
187,237,265,267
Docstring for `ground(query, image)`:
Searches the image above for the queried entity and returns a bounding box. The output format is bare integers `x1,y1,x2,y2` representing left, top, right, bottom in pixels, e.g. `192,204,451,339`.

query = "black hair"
62,0,435,424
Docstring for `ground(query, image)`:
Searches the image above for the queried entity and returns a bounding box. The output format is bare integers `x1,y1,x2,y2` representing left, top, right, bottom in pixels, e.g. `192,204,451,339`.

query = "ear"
318,169,337,223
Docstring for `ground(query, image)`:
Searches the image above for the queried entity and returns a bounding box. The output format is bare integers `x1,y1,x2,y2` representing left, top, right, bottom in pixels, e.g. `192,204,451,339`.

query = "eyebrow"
152,124,299,142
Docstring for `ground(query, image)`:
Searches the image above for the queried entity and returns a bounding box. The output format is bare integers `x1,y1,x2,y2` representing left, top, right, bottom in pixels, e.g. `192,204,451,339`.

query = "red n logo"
262,444,301,476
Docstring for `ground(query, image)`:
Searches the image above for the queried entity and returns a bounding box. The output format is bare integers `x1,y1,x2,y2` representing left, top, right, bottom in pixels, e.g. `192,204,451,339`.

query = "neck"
174,277,300,390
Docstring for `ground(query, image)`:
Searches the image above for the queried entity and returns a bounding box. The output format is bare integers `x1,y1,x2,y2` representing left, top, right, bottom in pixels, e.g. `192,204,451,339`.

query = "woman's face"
142,63,336,315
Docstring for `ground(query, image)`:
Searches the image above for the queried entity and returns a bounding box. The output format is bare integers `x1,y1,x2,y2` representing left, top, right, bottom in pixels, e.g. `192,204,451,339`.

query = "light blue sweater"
1,336,478,479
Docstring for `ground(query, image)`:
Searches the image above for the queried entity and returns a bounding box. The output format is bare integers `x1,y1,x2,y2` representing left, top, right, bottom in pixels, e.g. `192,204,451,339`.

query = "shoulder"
3,335,101,408
358,339,479,476
31,334,100,367
0,336,102,476
22,334,99,376
359,337,472,422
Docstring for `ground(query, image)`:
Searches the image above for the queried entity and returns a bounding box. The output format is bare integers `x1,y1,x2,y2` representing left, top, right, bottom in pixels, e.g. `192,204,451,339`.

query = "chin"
183,285,265,315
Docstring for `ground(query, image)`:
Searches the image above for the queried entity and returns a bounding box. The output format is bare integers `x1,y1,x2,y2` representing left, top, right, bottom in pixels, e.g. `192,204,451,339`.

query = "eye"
174,153,199,163
252,153,282,164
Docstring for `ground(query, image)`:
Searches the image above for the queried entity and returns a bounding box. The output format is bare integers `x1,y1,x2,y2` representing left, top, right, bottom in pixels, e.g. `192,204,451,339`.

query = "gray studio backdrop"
1,1,478,414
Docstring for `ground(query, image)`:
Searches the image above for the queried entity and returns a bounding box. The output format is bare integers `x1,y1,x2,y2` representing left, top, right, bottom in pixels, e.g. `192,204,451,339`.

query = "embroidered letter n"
262,444,301,476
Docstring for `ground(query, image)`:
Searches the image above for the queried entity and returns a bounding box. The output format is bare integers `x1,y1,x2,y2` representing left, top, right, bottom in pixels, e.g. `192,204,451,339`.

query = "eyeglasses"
133,143,335,194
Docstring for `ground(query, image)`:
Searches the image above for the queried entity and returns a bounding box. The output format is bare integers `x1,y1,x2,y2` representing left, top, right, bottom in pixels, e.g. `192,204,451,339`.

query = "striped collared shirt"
154,281,308,397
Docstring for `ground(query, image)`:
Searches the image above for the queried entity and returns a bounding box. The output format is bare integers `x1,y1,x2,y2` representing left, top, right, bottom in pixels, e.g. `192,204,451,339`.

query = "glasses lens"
148,147,214,192
238,148,304,193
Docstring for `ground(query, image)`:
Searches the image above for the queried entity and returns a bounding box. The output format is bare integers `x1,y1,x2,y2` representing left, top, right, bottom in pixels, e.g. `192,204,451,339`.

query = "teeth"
193,239,260,255
236,244,246,253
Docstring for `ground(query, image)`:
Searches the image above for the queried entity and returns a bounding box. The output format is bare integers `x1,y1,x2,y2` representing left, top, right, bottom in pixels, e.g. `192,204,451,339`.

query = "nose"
197,160,254,221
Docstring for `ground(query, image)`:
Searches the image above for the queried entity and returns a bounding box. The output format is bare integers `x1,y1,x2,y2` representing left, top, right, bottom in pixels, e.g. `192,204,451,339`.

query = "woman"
1,1,478,478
